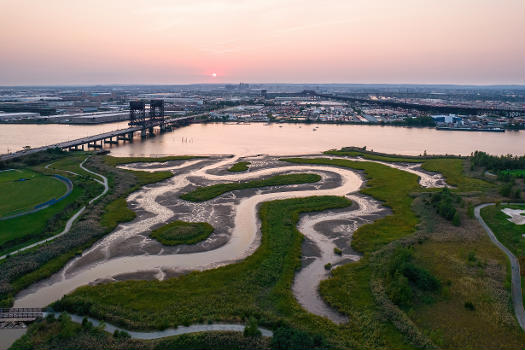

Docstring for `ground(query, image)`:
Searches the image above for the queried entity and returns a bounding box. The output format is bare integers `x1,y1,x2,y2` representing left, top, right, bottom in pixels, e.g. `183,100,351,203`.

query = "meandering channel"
13,155,447,327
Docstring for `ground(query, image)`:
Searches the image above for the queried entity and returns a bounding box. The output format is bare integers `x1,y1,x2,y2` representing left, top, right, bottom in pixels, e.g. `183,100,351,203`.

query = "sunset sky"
0,0,523,85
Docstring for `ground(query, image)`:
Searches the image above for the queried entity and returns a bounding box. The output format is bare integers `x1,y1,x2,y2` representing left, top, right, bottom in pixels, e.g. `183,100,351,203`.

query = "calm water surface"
1,122,523,156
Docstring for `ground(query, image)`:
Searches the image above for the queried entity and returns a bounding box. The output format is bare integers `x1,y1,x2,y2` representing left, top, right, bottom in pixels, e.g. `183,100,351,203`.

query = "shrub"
243,316,261,338
401,263,441,292
324,263,332,270
333,247,342,255
387,273,413,307
500,183,512,197
271,326,325,350
452,212,461,226
113,329,131,339
464,301,475,311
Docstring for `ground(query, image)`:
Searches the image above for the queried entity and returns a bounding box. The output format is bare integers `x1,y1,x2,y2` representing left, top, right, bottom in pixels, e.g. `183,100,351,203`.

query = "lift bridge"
129,99,166,135
0,99,199,161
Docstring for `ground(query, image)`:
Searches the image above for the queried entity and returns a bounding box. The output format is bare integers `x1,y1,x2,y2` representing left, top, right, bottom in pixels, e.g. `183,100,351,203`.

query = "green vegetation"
324,149,425,163
0,156,103,257
11,150,523,349
180,173,321,202
45,155,92,177
282,157,420,253
0,154,174,308
104,155,203,167
100,169,172,230
326,147,493,193
150,221,214,246
480,204,525,259
0,169,67,217
480,204,525,305
228,161,251,172
429,188,462,225
422,158,492,192
500,169,525,178
384,247,441,308
100,198,136,230
470,151,524,172
12,315,271,350
54,196,376,349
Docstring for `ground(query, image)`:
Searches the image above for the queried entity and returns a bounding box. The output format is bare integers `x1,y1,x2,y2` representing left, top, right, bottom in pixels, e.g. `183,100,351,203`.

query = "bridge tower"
129,100,146,128
149,99,165,133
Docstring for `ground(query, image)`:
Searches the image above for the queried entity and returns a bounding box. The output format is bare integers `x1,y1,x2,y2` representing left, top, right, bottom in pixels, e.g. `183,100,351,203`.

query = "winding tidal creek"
3,154,447,350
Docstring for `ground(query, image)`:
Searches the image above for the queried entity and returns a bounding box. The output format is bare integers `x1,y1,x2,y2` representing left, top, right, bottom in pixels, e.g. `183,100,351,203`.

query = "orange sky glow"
0,0,523,85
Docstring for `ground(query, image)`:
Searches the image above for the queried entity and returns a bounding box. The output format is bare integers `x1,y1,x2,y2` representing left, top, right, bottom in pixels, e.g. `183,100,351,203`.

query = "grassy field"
405,199,524,349
150,221,214,246
0,157,104,257
0,187,84,256
104,155,203,167
480,204,525,259
480,203,525,305
45,154,93,177
180,173,321,202
228,161,251,172
0,169,67,217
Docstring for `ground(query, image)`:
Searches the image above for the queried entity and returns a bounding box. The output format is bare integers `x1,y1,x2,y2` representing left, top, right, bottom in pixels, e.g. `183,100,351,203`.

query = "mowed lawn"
0,169,67,217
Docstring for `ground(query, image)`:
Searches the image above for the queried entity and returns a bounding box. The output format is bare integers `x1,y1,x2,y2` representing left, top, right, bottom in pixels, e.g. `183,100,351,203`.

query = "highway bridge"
0,113,197,162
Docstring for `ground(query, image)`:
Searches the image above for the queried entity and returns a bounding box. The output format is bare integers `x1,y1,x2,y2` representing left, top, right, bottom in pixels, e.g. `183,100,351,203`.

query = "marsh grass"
228,161,250,172
180,173,321,202
104,155,203,167
150,221,214,246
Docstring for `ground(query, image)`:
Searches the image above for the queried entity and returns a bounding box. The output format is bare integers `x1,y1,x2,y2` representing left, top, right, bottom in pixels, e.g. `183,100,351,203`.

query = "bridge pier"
104,137,118,145
87,140,103,149
117,132,133,142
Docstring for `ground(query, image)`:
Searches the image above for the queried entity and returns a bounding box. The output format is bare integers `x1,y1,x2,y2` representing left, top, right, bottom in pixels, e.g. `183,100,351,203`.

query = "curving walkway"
0,158,109,261
475,203,525,331
44,312,273,339
79,157,109,204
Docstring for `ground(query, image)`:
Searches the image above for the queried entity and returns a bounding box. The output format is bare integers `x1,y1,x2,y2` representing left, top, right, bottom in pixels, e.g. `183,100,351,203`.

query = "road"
475,203,525,331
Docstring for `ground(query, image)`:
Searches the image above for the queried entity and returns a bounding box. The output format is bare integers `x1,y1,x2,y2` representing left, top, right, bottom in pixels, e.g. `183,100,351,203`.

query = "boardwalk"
0,308,43,321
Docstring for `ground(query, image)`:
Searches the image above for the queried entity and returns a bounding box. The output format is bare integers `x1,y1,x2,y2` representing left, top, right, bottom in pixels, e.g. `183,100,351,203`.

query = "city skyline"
0,0,524,85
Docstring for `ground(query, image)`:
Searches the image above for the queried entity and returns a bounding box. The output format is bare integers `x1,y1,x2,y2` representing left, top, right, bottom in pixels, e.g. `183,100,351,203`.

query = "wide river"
0,122,523,156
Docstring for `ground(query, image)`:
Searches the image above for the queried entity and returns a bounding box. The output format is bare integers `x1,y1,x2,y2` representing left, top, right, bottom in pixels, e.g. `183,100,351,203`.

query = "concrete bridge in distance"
0,112,199,162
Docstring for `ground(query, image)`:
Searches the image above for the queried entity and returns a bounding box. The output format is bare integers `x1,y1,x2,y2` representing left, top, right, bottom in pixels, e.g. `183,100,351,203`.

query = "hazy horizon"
1,0,523,86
